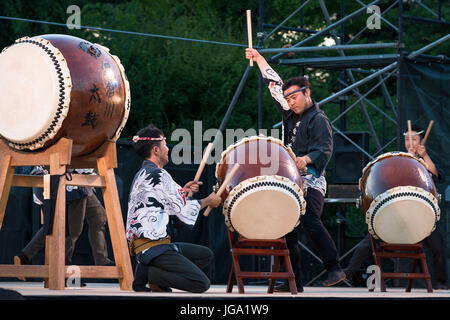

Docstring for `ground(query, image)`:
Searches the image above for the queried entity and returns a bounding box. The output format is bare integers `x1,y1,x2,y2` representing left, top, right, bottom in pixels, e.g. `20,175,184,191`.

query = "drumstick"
421,120,434,146
246,9,253,67
203,163,240,217
407,120,413,150
188,143,213,197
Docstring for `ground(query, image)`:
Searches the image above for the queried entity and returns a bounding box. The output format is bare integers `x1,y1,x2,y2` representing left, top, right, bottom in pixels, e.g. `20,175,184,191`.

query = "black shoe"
102,260,115,266
65,279,87,288
273,282,303,293
132,282,151,292
323,270,346,287
132,262,151,292
343,268,353,281
14,253,30,281
14,252,30,265
148,283,172,293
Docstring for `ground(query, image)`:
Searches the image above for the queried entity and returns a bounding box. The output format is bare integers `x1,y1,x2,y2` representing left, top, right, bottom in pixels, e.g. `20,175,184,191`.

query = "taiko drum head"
0,34,130,156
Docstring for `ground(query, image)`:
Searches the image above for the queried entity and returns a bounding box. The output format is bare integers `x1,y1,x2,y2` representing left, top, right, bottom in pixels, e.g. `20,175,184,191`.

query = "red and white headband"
132,136,166,143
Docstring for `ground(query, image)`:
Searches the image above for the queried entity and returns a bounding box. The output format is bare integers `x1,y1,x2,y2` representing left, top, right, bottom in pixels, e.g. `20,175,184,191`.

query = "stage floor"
1,281,449,300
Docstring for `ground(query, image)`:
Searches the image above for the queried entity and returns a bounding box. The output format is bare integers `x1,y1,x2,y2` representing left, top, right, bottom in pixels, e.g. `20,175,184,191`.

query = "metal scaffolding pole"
267,0,381,62
258,42,399,54
318,0,382,150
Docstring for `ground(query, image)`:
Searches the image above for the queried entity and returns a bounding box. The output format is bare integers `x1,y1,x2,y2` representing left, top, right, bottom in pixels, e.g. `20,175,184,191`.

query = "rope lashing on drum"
0,16,247,48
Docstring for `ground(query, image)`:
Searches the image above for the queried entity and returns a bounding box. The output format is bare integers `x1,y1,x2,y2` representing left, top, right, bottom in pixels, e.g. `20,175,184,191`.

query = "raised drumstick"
203,163,240,216
246,10,253,67
407,120,413,150
189,143,213,197
421,120,434,146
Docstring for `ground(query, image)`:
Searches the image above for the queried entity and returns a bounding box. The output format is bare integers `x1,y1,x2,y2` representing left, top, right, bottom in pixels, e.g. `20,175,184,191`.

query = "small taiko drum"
0,34,130,156
358,152,440,244
215,136,306,239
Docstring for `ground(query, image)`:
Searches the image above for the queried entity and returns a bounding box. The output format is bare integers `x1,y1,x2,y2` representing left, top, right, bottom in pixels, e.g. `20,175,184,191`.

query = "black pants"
423,229,448,285
285,188,341,286
135,242,213,293
344,234,371,278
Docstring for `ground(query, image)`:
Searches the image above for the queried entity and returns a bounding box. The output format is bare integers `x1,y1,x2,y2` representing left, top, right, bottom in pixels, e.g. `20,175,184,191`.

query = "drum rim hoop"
1,36,71,150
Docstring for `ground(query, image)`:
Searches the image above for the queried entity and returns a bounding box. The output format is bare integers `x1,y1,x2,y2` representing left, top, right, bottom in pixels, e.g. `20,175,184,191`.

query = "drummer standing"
402,125,448,289
245,48,346,291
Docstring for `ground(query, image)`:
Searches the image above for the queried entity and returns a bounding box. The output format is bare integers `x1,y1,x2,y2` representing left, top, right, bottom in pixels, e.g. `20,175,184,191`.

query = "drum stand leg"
226,229,298,294
369,235,433,293
0,138,133,290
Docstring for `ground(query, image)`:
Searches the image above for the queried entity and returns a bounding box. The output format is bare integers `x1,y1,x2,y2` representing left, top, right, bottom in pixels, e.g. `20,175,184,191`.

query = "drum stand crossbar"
369,235,433,293
0,138,133,290
226,230,298,294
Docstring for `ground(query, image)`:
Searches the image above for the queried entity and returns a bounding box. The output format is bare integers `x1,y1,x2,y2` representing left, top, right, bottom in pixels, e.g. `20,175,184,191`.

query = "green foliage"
0,0,448,252
1,0,448,142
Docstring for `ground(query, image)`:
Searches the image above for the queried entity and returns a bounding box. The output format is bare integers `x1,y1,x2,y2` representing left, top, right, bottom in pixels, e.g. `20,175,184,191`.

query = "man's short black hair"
133,124,165,159
282,76,310,93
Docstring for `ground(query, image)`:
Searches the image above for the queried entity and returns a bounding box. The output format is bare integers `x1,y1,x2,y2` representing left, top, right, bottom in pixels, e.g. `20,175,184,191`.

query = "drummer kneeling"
126,124,222,293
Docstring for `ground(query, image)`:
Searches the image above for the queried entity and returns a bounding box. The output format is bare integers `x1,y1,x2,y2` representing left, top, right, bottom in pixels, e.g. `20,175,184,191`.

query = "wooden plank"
376,252,425,259
0,265,121,280
66,174,106,188
0,265,49,278
237,271,294,279
0,155,14,230
11,175,43,188
97,146,133,291
233,248,290,256
75,266,122,279
12,174,106,189
0,138,73,167
47,153,67,290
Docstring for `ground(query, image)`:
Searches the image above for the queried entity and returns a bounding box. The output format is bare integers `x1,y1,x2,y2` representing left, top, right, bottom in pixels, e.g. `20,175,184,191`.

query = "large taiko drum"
0,34,130,156
358,152,440,244
215,136,306,239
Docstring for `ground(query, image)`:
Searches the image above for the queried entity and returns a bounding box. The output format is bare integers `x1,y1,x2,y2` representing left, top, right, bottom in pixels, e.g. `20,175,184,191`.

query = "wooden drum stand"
0,137,133,290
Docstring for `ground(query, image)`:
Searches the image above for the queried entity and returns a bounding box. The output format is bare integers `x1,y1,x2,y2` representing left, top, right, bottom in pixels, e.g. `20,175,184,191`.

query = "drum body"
0,34,130,156
359,152,440,244
215,136,306,239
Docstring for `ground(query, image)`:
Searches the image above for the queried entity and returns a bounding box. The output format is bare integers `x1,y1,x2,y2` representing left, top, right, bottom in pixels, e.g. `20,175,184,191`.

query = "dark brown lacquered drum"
215,136,306,239
0,34,130,156
358,152,440,244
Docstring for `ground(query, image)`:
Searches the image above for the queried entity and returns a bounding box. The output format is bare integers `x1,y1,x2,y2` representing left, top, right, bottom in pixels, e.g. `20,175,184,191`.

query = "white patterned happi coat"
126,160,201,242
